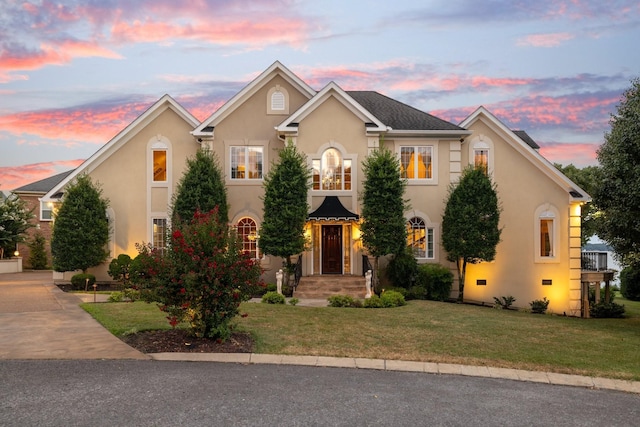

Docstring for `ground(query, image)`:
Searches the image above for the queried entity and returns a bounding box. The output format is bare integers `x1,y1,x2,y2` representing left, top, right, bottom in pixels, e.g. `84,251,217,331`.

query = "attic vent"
271,91,285,110
569,190,583,198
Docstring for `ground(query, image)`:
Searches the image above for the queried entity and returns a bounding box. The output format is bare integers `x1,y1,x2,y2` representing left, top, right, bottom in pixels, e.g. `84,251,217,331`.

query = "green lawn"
82,297,640,381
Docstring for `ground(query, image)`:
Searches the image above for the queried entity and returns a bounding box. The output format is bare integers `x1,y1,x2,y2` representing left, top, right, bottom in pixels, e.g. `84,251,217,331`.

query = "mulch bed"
120,330,254,354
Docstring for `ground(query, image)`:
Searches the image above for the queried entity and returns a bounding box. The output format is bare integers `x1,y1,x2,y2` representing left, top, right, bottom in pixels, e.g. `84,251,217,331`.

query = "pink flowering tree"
135,208,263,340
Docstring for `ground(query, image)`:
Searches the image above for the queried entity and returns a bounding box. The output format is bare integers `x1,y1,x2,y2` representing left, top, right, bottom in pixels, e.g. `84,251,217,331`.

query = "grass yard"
82,297,640,381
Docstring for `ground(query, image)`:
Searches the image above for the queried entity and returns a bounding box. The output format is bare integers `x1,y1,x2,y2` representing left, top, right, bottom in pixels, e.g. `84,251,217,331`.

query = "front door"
322,225,342,274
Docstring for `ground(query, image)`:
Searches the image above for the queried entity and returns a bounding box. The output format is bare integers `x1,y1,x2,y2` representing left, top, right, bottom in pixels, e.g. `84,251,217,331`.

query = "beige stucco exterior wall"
457,119,578,315
208,73,311,279
80,107,199,281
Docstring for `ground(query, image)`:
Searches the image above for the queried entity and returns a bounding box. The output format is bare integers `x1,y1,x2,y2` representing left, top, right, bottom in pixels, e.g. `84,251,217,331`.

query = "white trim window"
468,136,494,175
535,205,559,263
231,146,263,180
312,148,352,191
407,217,434,259
152,148,167,182
400,146,433,181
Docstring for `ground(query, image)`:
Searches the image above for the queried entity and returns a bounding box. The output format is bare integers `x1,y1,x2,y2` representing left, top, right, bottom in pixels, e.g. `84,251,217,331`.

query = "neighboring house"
582,237,621,285
39,61,589,315
11,170,74,267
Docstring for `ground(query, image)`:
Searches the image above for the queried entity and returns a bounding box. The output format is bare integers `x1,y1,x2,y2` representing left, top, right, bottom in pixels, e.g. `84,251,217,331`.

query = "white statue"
276,269,284,295
365,270,372,299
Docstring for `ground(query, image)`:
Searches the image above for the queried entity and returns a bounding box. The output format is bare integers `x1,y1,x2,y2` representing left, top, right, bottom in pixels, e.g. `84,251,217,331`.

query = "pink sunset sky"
1,0,638,192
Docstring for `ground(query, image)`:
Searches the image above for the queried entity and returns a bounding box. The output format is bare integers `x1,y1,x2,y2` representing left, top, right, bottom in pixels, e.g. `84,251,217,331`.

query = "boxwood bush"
416,263,453,301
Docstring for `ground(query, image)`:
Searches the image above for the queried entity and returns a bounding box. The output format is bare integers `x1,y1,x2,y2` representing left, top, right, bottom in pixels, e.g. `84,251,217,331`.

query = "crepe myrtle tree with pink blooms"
135,208,263,340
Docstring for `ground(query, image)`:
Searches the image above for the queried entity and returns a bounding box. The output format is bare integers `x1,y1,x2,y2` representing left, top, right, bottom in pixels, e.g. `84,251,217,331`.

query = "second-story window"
231,147,263,180
400,146,432,180
312,148,351,191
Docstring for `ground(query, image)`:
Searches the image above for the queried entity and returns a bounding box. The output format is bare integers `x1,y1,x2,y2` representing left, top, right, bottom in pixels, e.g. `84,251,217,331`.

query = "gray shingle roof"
12,170,75,193
347,91,464,131
513,130,540,150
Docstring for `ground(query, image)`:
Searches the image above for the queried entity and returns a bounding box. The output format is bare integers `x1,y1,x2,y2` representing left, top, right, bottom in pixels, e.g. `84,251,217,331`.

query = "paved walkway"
1,271,639,394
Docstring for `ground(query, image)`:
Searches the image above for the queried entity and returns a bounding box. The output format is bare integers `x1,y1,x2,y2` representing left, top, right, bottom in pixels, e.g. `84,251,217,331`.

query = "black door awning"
308,196,359,221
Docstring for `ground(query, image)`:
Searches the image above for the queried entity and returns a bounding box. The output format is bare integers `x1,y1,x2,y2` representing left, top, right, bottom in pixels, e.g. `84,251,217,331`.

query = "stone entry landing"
294,275,365,299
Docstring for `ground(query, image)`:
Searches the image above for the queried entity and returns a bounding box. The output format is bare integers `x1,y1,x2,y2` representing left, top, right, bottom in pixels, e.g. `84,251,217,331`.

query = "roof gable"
193,61,316,136
42,94,199,200
277,82,387,133
459,106,590,202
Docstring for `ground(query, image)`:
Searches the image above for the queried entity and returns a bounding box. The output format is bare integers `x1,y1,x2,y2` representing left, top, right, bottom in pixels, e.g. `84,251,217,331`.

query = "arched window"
236,217,259,258
312,148,352,191
407,217,434,259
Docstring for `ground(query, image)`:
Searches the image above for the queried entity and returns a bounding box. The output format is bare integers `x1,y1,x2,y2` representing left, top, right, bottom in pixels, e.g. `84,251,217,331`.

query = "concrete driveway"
0,271,147,360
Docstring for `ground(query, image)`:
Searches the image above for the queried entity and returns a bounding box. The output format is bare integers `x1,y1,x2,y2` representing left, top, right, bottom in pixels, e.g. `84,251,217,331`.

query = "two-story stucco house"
38,61,589,315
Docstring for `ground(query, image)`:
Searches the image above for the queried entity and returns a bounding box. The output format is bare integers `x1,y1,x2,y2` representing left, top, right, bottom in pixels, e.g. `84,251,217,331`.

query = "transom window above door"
231,146,263,180
312,148,352,191
400,146,433,180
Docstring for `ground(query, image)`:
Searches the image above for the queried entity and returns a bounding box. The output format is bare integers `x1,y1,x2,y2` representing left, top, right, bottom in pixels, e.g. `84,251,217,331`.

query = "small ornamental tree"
28,231,48,269
594,77,640,264
171,147,228,225
0,194,34,259
442,166,501,302
360,146,407,289
51,175,110,273
138,208,263,340
259,140,311,280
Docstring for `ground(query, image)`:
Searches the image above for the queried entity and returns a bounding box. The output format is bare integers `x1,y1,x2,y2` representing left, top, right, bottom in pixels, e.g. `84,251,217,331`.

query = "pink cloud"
0,160,84,193
517,32,575,47
0,99,151,146
539,142,599,167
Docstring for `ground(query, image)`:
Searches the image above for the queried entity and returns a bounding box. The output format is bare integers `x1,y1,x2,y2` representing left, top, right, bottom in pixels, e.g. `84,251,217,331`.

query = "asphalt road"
1,360,638,426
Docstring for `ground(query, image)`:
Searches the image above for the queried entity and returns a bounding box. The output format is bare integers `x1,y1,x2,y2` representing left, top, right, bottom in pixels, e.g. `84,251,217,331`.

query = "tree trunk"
456,257,467,303
373,256,380,294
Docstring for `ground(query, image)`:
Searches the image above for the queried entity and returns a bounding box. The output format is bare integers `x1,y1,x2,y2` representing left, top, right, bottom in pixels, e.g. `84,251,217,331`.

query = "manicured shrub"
384,286,408,298
386,246,418,288
108,292,124,303
406,285,427,300
108,254,132,287
327,295,362,308
363,295,384,308
416,263,453,301
380,290,406,308
590,302,626,318
71,273,96,290
620,265,640,301
265,283,277,292
530,297,549,314
288,297,299,306
262,291,285,304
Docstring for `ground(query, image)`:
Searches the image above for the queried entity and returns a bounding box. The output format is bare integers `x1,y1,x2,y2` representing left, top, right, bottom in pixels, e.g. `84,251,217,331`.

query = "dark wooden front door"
322,225,342,274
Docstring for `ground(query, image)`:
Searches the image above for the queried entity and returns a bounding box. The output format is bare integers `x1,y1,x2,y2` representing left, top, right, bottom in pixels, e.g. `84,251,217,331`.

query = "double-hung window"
400,146,432,180
231,147,263,180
